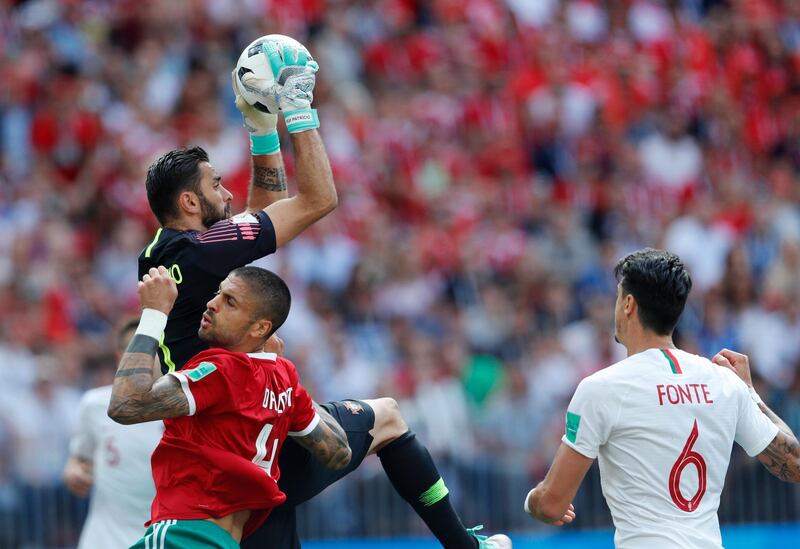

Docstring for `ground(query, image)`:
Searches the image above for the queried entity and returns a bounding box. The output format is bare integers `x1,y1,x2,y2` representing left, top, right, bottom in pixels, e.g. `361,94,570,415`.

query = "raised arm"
248,154,288,211
234,38,337,248
713,349,800,482
108,267,189,424
231,71,289,212
291,402,351,470
263,130,336,248
108,358,188,424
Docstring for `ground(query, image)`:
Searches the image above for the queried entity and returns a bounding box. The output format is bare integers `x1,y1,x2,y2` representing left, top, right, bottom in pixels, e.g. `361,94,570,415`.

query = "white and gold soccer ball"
233,34,314,114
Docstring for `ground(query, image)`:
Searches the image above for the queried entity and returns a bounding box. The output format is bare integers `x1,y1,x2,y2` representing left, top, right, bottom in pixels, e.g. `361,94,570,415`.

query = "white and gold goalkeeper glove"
240,38,320,134
232,70,280,155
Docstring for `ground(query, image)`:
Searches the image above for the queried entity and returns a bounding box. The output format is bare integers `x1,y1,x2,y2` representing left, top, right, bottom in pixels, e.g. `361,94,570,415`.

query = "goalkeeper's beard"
199,194,231,228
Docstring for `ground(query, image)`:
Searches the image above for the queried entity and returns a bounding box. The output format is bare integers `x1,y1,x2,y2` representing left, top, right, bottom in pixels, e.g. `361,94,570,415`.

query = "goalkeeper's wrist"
283,108,319,133
250,131,281,155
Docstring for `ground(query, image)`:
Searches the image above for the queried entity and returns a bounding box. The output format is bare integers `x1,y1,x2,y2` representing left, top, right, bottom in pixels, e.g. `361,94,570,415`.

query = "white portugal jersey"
562,348,778,548
70,386,163,549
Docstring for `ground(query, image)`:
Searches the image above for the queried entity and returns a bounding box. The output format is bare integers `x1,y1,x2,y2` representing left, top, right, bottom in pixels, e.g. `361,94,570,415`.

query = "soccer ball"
234,34,313,114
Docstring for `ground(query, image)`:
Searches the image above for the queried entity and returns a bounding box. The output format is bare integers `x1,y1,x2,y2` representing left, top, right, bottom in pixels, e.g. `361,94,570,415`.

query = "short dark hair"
614,248,692,335
116,317,140,354
145,146,209,225
230,266,291,339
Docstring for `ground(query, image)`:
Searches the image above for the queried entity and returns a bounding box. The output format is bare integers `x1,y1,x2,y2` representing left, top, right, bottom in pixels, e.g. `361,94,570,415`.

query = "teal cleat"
467,525,512,548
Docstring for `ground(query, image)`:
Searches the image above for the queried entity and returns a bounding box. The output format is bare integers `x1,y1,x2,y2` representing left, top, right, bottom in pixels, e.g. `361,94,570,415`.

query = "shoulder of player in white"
592,348,748,388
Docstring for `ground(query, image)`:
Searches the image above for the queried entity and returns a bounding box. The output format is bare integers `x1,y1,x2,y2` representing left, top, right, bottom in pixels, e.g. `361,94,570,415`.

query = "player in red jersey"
137,55,511,545
109,265,351,548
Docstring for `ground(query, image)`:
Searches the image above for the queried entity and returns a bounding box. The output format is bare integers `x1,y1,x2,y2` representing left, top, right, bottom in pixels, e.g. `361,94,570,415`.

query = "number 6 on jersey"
669,419,707,512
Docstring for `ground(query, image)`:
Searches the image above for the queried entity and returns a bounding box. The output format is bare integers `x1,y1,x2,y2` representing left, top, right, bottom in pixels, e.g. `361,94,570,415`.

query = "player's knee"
369,397,408,447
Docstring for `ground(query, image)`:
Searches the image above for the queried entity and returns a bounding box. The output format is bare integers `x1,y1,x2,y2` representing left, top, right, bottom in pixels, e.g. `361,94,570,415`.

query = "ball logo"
248,41,264,58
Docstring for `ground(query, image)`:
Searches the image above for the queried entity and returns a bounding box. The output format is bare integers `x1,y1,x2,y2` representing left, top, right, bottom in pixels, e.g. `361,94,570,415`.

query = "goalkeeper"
138,38,509,549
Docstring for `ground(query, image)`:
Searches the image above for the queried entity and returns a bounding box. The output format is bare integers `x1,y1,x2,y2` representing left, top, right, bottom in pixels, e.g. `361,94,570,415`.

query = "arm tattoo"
293,402,352,470
253,166,287,192
757,402,800,482
114,368,154,378
314,402,341,432
126,334,159,354
108,342,189,425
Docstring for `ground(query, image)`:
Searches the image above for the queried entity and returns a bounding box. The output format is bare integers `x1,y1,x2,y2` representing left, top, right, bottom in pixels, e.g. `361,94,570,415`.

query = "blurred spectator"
2,356,80,486
638,110,703,191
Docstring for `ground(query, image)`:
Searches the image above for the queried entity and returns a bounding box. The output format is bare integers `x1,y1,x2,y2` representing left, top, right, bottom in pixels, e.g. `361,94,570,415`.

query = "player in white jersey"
524,248,800,548
63,319,163,549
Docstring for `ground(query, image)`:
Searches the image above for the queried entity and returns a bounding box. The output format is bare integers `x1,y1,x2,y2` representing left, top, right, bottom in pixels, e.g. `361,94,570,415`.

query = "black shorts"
241,399,375,549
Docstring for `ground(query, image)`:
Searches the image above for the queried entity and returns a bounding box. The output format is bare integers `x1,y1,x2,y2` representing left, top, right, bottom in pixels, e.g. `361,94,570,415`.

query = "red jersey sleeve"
288,383,319,436
279,358,319,436
169,351,247,416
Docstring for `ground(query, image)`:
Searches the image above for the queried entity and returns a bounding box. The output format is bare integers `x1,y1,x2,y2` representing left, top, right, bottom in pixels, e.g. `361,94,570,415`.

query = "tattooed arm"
292,402,351,470
108,335,189,424
755,403,800,482
109,266,188,425
713,348,800,483
246,154,288,212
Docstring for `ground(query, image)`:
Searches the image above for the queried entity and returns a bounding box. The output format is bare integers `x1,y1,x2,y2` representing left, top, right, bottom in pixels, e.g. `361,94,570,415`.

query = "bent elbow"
296,188,337,226
319,190,338,216
107,409,124,424
107,404,133,425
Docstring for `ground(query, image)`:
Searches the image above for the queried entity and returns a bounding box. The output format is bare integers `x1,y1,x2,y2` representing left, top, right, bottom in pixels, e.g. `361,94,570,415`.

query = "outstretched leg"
365,398,510,549
247,399,510,549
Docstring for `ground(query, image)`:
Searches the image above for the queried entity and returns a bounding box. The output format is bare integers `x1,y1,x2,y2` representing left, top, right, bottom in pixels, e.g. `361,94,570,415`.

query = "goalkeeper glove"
243,39,320,134
232,70,280,155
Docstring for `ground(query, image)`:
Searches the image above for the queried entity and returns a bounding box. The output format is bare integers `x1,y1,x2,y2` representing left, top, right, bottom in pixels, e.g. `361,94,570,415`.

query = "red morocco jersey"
148,349,319,538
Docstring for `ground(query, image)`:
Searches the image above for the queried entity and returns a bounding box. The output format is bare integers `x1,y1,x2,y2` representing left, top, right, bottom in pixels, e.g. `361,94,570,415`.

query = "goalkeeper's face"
197,162,232,228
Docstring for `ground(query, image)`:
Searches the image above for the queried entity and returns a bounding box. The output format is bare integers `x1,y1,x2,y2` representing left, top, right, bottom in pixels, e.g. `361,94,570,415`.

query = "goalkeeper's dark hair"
145,146,209,225
614,248,692,336
231,267,291,340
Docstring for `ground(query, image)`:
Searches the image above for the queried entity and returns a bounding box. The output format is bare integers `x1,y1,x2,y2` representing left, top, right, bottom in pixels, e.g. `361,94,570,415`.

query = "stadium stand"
0,0,799,545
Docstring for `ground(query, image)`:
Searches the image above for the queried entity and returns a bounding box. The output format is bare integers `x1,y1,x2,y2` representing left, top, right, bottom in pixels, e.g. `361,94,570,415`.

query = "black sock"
377,431,478,548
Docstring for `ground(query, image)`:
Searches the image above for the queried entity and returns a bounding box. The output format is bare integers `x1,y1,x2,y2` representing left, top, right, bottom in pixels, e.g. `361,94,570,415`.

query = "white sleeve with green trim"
561,375,616,459
734,381,779,457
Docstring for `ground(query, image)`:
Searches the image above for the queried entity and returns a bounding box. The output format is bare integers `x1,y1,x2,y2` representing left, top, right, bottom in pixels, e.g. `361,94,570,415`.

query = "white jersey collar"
247,352,277,361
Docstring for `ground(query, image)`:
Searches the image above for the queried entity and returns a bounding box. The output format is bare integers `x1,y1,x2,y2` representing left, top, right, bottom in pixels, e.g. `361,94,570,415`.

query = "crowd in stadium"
1,0,799,543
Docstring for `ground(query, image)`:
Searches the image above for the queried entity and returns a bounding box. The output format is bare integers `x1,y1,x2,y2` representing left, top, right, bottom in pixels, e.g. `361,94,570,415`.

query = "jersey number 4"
669,419,707,512
252,423,280,477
